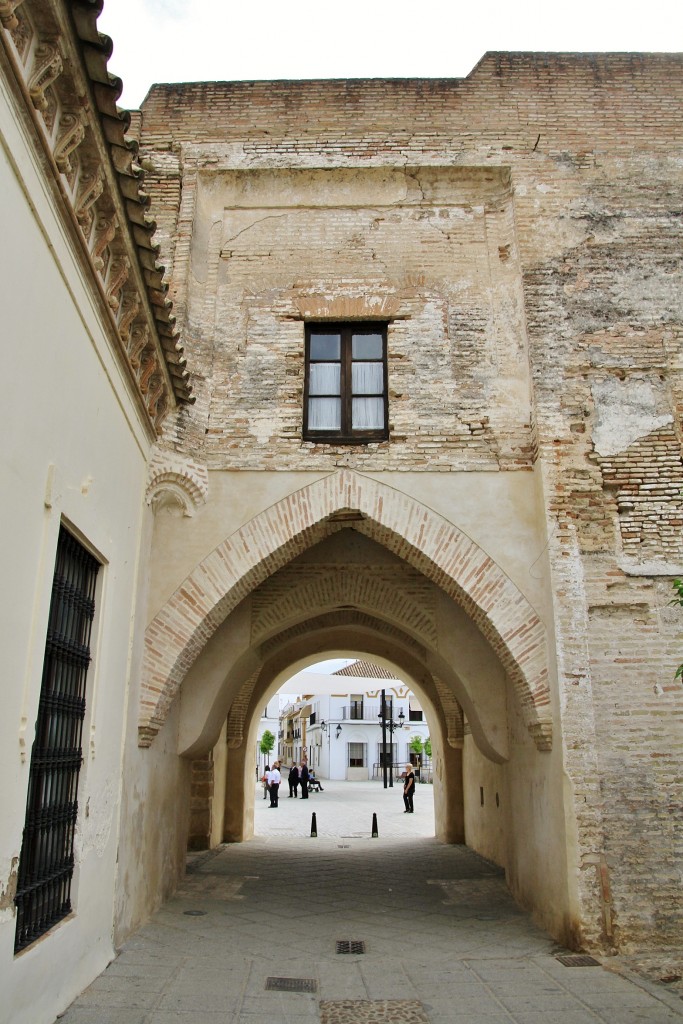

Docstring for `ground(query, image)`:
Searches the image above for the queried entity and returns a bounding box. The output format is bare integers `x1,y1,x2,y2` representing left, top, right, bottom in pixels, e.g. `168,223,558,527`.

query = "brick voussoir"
138,471,551,748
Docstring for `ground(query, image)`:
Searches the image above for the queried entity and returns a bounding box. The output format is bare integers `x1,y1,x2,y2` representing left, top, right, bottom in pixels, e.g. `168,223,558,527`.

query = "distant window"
409,699,423,722
14,526,100,953
350,694,364,719
348,742,367,768
377,743,397,767
304,323,388,443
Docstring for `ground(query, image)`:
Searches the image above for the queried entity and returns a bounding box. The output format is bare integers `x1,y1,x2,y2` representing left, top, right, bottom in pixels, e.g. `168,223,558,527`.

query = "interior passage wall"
115,699,191,944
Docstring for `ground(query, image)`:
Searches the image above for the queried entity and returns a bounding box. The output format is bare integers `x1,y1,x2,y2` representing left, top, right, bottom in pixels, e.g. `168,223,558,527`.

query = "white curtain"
309,363,340,395
352,362,383,395
352,397,383,429
308,397,341,430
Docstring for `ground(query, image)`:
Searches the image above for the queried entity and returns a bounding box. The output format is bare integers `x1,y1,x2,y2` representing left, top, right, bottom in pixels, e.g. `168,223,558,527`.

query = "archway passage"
201,655,444,847
158,514,575,944
128,481,581,949
184,601,471,850
139,470,552,752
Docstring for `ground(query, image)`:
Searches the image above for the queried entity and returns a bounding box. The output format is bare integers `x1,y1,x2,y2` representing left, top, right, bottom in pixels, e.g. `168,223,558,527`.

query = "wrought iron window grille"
14,527,99,954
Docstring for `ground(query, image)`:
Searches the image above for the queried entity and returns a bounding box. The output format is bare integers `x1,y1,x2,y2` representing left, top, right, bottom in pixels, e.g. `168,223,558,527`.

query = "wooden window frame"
303,322,389,444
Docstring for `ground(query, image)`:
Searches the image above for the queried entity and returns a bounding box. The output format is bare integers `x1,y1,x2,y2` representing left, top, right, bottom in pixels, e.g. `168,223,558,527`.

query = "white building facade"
280,664,431,782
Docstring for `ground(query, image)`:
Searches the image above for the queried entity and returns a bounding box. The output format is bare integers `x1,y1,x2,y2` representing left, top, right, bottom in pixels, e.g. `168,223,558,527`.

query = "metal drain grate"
266,977,317,993
336,940,366,954
556,954,601,967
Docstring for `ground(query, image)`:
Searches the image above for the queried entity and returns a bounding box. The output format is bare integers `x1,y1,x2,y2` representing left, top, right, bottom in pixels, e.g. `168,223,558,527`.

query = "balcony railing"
341,703,382,721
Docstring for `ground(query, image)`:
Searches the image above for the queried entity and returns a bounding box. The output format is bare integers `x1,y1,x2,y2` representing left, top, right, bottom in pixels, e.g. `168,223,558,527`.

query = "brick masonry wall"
137,54,683,949
143,164,532,472
188,753,214,850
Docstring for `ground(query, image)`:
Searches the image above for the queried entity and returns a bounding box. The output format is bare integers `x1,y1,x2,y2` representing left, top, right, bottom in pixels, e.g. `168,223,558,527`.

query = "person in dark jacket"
403,763,415,813
299,761,310,798
288,762,299,798
262,765,270,800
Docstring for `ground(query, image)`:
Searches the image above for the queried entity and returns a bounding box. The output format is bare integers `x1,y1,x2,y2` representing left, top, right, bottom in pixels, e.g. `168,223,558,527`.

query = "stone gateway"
0,3,681,1021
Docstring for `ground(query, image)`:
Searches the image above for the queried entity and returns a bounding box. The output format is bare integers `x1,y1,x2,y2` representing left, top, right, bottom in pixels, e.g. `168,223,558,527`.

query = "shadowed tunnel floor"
56,782,683,1024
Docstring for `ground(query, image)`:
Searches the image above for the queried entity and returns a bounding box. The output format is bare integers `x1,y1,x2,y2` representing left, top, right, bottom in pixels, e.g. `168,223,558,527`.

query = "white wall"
284,673,430,780
0,79,152,1024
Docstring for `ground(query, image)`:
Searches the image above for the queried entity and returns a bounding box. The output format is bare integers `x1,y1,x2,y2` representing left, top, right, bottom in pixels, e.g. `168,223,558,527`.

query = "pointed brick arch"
251,567,437,648
139,470,551,748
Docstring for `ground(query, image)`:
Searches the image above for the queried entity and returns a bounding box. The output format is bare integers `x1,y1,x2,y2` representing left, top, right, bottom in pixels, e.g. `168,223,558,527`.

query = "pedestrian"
262,764,270,800
403,762,415,813
269,761,281,807
299,761,309,798
288,762,299,798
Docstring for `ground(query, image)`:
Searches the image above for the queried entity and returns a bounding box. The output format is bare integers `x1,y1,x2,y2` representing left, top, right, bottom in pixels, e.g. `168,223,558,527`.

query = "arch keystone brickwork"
139,470,552,749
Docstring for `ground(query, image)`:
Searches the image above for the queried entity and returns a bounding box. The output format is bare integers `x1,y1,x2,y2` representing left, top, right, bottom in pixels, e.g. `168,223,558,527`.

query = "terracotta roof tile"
333,661,398,680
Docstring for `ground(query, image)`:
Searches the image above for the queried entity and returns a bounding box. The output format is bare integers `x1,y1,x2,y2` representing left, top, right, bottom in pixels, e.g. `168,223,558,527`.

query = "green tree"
259,729,275,762
408,735,424,757
424,736,432,759
672,579,683,680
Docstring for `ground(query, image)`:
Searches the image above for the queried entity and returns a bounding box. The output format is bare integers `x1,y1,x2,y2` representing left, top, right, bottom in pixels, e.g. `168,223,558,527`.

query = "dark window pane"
310,333,341,360
352,334,383,359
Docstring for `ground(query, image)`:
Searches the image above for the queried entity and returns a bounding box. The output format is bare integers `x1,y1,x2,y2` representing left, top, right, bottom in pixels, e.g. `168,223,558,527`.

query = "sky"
303,659,356,674
98,0,683,110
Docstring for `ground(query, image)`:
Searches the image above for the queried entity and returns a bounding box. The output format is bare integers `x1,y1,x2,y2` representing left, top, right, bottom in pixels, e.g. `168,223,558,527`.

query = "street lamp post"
378,689,405,789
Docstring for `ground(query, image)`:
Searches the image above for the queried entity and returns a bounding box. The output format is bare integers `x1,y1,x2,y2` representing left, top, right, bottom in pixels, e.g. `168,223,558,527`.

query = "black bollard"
310,812,317,837
371,812,378,838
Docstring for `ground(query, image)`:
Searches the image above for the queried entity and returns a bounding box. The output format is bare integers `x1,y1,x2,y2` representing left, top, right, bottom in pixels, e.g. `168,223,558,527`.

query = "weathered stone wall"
188,754,214,850
137,54,683,951
140,163,532,472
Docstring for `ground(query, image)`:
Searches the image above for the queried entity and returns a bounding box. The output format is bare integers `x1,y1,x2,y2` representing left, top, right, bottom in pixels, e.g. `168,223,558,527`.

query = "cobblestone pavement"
55,781,683,1024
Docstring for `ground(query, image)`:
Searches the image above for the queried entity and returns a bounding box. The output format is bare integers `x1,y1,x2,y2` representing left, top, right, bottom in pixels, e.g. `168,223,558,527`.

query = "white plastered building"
280,663,431,781
0,2,193,1020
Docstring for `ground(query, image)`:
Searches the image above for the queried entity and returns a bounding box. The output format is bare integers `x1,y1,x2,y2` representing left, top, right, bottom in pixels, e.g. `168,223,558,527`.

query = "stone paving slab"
55,781,683,1024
